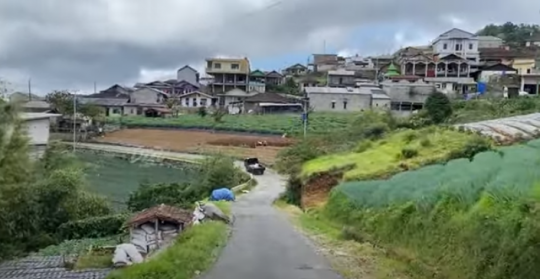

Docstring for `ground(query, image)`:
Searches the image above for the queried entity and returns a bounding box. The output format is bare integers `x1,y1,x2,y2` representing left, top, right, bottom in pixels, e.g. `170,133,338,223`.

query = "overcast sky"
0,0,539,94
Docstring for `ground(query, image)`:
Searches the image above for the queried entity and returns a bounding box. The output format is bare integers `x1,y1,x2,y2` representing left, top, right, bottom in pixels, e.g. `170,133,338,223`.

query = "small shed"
127,204,193,254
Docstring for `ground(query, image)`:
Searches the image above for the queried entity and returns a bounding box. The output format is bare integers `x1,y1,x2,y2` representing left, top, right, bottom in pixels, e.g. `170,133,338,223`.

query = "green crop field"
77,151,198,204
325,140,540,279
107,113,356,135
301,127,488,181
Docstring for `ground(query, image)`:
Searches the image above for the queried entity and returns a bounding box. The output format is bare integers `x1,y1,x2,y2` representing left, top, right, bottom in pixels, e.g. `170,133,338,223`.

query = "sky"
0,0,539,95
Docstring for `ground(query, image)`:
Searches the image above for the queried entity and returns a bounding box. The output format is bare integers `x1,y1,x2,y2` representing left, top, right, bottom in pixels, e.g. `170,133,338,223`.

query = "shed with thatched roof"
127,204,193,254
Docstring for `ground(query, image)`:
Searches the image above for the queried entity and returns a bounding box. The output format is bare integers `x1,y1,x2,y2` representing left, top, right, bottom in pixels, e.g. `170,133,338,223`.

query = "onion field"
326,139,540,279
77,151,198,204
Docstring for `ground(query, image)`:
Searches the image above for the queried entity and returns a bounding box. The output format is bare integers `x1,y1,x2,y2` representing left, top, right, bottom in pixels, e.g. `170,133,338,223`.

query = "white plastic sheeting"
455,113,540,142
113,243,144,267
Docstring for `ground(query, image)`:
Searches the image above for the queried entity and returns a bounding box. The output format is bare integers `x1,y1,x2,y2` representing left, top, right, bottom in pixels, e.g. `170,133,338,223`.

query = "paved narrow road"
76,143,343,279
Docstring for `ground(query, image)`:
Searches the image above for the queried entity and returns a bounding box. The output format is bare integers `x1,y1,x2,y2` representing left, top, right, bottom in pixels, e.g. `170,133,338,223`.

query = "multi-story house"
327,69,356,87
176,65,200,86
398,28,479,95
206,57,250,95
135,80,199,96
282,63,309,76
265,71,283,85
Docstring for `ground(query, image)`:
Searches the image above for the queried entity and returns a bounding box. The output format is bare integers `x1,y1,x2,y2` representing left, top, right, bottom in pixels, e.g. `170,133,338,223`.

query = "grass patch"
106,221,229,279
274,200,413,279
75,250,114,270
301,127,490,181
107,113,356,136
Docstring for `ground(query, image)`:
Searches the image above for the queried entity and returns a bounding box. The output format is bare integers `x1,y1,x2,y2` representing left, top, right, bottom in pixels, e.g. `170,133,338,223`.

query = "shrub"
355,140,372,153
127,155,249,211
197,107,207,118
58,214,128,240
400,147,418,159
425,92,452,124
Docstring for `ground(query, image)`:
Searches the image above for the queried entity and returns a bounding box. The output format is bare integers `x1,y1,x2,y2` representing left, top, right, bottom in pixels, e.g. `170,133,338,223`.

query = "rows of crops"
336,141,540,208
107,113,355,135
77,151,198,203
326,139,540,279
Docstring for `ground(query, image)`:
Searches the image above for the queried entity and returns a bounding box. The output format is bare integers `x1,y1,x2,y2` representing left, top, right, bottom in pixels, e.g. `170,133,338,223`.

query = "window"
443,43,447,50
200,98,207,107
185,98,190,106
214,63,221,69
469,43,473,50
455,44,462,51
331,101,336,109
231,63,239,69
112,108,121,114
343,101,348,110
192,98,197,107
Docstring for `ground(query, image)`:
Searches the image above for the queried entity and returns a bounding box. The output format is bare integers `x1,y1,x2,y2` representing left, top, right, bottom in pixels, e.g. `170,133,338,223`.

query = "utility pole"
28,78,32,100
302,89,309,138
72,93,77,152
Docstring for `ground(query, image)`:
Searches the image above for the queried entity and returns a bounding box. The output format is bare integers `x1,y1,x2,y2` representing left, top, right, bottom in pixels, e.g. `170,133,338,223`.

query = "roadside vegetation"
275,93,540,278
0,98,245,278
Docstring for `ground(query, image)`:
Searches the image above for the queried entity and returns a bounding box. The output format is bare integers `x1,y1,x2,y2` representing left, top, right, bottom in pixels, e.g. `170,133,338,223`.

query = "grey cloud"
0,0,538,93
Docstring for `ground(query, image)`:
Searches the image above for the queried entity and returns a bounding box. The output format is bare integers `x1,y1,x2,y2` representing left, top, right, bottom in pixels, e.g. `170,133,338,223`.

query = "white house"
178,91,214,108
219,88,257,113
432,28,480,62
20,112,61,158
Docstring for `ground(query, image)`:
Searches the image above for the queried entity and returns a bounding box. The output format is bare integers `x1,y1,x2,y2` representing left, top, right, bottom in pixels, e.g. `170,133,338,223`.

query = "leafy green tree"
45,90,74,114
477,22,540,47
425,92,453,124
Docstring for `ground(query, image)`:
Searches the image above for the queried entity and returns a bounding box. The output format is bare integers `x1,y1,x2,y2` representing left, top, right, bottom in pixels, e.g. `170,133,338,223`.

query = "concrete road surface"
75,143,343,279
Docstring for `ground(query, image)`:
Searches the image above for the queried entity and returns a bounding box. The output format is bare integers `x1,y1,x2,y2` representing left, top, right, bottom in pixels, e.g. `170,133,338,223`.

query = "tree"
267,77,301,95
424,92,453,124
78,104,105,122
45,90,74,114
477,22,540,47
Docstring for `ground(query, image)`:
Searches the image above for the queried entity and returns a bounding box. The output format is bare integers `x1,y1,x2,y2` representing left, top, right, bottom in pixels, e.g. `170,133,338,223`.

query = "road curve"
76,143,343,279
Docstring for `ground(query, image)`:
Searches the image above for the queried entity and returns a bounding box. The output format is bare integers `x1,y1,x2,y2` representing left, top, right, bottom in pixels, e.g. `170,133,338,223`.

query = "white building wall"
23,118,50,145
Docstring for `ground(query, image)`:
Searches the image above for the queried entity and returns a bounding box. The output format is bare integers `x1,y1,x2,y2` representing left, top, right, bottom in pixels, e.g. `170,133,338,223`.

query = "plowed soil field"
96,129,290,164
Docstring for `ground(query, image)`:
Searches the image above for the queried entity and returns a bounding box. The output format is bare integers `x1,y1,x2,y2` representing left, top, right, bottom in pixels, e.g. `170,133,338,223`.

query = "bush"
107,221,228,279
58,214,128,240
127,155,249,211
425,92,452,124
400,147,418,159
127,182,194,212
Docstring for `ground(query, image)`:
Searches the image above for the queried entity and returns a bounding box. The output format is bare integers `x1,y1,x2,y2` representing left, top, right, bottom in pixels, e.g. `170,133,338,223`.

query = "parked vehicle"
244,157,266,175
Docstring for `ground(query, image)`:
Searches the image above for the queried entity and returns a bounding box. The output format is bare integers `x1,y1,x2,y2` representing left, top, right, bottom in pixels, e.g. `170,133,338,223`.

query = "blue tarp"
210,188,235,201
477,82,486,94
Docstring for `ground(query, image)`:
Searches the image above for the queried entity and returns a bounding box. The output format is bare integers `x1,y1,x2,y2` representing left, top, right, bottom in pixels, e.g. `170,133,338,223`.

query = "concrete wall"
372,98,391,109
381,80,436,103
23,118,50,145
328,75,355,86
308,92,371,112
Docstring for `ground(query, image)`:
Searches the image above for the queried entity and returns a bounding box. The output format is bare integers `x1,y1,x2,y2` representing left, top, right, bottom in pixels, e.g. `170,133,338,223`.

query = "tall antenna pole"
28,78,32,100
94,81,97,94
72,93,77,152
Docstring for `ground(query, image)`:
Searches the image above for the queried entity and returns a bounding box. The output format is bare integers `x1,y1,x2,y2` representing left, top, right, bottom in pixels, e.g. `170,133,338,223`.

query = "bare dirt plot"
96,129,286,164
